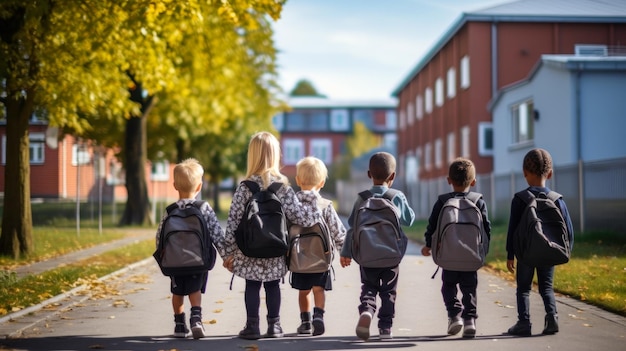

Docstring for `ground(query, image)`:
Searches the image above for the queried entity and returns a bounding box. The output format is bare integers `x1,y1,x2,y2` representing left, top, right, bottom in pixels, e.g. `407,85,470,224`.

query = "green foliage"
290,79,324,97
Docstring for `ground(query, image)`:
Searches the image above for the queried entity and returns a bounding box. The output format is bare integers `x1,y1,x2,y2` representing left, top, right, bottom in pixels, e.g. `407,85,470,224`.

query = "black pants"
245,279,281,319
441,269,478,319
359,265,399,329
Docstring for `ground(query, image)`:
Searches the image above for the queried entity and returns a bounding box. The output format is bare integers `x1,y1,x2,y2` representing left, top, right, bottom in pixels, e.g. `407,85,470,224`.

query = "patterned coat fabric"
224,175,321,282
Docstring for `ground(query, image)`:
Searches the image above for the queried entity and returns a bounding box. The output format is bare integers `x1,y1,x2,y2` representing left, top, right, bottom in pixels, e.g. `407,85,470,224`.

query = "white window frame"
434,138,443,169
511,100,534,145
407,102,414,126
72,143,90,166
416,95,423,120
383,133,397,151
330,109,350,131
435,77,444,107
282,138,305,165
461,126,470,158
151,160,170,182
310,138,332,164
385,110,397,130
29,133,46,165
460,55,470,89
425,87,433,114
447,67,456,98
424,142,432,171
479,122,494,156
447,132,456,163
399,110,406,129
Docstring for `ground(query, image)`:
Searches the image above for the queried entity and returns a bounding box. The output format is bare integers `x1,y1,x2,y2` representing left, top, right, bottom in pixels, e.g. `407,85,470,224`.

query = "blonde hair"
245,131,287,188
173,158,204,193
296,156,327,188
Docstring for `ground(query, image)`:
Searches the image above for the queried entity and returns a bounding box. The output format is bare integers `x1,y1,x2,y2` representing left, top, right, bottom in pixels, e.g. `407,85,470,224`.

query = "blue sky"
272,0,511,100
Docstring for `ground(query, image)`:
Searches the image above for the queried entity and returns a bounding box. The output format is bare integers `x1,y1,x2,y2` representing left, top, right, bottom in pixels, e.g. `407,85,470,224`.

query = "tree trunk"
119,112,152,226
0,89,34,258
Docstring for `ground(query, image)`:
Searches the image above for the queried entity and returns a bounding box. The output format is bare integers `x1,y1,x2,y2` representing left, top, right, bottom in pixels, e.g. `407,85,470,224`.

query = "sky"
272,0,511,100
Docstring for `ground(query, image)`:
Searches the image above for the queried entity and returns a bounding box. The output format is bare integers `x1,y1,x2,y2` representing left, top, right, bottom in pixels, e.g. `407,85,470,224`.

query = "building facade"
391,0,626,218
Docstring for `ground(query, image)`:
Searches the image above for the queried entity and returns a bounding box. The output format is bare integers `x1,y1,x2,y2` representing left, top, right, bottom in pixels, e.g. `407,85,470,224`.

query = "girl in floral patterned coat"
222,131,322,340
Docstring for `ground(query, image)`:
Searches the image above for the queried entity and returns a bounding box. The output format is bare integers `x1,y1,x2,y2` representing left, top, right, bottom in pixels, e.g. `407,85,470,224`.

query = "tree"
290,79,325,97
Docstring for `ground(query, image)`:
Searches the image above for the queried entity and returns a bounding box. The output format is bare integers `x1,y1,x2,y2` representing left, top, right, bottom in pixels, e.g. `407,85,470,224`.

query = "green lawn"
405,220,626,316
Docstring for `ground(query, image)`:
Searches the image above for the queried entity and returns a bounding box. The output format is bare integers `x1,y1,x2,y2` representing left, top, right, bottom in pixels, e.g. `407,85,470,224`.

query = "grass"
404,220,626,316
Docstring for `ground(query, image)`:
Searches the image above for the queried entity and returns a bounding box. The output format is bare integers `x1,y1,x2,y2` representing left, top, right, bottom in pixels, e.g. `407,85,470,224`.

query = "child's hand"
223,255,234,272
421,246,431,256
507,259,515,273
340,256,351,267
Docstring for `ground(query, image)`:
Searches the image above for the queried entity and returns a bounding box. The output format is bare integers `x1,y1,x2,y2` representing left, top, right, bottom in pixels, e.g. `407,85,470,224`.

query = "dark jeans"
244,279,281,319
441,269,478,319
516,261,556,322
359,265,399,329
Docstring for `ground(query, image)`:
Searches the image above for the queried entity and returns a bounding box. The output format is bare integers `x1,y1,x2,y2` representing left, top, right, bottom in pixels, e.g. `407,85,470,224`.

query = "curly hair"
523,148,553,177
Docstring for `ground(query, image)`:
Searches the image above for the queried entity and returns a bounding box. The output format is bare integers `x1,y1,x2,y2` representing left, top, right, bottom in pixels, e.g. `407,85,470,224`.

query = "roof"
286,96,397,109
487,53,626,110
391,0,626,97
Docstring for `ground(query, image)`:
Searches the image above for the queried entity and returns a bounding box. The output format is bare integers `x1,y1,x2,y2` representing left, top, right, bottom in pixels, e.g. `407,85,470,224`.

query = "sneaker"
190,317,206,339
297,321,313,335
447,316,463,335
312,317,325,336
174,322,190,338
542,314,559,335
462,318,476,338
507,321,532,337
379,328,393,340
355,312,372,341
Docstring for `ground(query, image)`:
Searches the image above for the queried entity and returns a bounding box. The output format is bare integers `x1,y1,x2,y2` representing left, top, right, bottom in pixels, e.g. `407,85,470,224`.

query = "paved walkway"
1,229,625,351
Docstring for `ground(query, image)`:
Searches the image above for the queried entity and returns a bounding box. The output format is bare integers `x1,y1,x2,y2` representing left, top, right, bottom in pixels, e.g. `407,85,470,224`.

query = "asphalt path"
1,234,624,351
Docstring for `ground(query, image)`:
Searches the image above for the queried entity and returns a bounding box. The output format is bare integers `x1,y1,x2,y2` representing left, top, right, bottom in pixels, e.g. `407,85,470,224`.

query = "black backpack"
351,189,408,268
431,192,489,271
235,180,289,258
153,200,217,276
514,190,571,267
287,198,334,273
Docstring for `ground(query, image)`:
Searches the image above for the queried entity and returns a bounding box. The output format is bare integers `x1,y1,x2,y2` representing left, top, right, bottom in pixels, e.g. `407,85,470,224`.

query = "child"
155,158,225,339
505,148,574,336
291,156,346,336
222,131,323,340
340,151,415,341
421,158,491,338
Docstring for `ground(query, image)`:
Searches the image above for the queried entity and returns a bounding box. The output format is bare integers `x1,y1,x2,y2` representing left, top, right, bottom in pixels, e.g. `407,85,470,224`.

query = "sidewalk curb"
0,257,154,339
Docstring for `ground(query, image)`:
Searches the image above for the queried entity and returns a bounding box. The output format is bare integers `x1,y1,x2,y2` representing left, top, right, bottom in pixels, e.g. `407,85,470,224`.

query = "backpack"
287,198,334,273
514,190,570,267
153,200,217,276
235,180,289,258
431,192,489,271
351,189,408,268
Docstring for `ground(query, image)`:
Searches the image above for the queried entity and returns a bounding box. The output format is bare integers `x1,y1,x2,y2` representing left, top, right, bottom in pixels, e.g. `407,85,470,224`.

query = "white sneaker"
355,312,372,341
447,316,463,335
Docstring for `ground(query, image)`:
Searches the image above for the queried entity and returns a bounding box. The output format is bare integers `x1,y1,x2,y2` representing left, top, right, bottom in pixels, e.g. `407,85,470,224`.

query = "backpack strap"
546,191,562,202
165,202,179,214
358,190,374,201
466,192,483,204
241,180,260,194
267,182,283,194
515,189,535,205
382,188,400,201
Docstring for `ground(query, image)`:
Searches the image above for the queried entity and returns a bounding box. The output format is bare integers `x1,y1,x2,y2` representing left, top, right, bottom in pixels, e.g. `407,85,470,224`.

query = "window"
309,110,327,132
435,78,444,107
460,55,470,89
511,100,534,144
416,95,423,120
447,132,456,163
434,138,442,169
425,87,433,113
399,110,406,129
151,160,170,181
447,67,456,98
330,109,349,131
461,126,470,158
383,133,397,151
29,133,45,164
285,110,328,132
407,102,414,126
310,138,332,163
283,139,304,165
385,110,397,130
285,112,306,131
272,112,284,132
424,142,432,171
479,122,494,156
72,143,90,166
353,109,373,129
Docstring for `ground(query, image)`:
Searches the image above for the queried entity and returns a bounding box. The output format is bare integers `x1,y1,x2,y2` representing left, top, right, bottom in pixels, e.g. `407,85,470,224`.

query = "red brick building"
391,0,626,217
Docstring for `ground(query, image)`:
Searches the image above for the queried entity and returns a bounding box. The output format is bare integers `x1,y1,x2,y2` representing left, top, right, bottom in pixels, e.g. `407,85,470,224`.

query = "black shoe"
507,321,532,336
238,318,261,340
297,321,313,335
173,313,189,338
312,307,325,336
543,314,559,335
462,318,476,339
265,317,284,338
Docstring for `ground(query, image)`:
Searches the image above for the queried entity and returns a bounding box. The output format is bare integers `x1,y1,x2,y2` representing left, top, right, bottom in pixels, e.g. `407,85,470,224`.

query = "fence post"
578,159,585,234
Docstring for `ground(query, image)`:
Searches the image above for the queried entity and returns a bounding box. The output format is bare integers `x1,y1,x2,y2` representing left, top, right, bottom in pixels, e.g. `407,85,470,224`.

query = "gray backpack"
431,192,488,271
287,198,334,273
351,189,408,268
